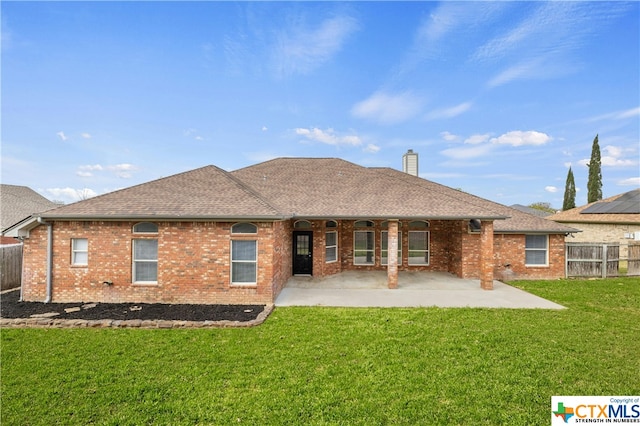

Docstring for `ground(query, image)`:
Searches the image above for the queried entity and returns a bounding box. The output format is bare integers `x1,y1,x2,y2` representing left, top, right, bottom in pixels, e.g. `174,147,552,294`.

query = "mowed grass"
2,278,639,425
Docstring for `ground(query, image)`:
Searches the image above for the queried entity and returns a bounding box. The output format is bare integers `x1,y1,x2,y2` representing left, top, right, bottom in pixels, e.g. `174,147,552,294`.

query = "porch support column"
480,220,494,290
387,219,399,289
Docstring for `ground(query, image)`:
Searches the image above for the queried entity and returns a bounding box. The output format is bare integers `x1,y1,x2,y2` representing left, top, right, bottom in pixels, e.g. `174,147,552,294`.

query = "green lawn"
2,278,639,425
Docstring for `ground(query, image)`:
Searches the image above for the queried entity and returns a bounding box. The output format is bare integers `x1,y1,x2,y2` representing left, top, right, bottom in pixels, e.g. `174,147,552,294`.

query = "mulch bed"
0,289,265,322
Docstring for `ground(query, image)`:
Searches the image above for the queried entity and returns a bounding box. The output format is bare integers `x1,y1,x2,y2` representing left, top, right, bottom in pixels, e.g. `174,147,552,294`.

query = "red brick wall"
336,220,460,274
21,219,567,305
271,220,291,297
493,233,565,281
21,225,49,301
21,221,281,304
1,236,19,245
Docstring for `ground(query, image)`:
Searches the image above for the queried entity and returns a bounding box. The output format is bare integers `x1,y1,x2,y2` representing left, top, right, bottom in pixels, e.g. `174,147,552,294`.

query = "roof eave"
495,228,581,234
292,215,509,221
2,216,41,237
38,214,290,221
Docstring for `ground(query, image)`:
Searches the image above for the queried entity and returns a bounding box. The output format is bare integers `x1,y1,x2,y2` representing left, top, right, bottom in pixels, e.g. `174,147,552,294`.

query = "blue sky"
2,1,639,208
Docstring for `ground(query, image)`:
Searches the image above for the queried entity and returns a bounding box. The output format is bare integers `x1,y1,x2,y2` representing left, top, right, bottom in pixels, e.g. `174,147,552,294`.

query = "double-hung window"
231,240,257,284
71,238,88,265
325,231,338,263
354,221,375,265
408,221,430,265
133,239,158,283
525,235,548,266
231,223,258,285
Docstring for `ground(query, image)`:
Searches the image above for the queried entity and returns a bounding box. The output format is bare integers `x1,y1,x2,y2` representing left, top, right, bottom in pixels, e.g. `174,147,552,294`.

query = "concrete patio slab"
275,271,565,309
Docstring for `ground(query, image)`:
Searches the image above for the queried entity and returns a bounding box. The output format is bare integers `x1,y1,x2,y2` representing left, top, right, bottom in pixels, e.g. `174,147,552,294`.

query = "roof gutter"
289,215,509,221
37,217,53,303
38,214,290,221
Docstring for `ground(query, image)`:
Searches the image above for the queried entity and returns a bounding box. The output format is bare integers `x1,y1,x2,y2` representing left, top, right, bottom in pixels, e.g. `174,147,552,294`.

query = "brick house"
6,158,576,305
547,189,640,259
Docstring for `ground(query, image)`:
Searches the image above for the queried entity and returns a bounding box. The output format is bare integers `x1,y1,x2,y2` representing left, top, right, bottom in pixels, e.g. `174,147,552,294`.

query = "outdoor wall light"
103,280,113,286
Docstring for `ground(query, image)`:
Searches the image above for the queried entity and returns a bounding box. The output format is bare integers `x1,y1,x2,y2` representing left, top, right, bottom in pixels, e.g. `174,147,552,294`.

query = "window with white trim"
325,231,337,263
294,220,312,229
408,231,429,265
231,240,257,284
354,230,375,265
525,235,548,266
133,239,158,283
231,223,257,234
71,238,88,265
133,222,158,233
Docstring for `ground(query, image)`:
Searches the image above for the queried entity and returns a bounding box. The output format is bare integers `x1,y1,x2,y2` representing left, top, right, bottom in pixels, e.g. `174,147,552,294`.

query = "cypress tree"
562,166,576,210
586,134,602,203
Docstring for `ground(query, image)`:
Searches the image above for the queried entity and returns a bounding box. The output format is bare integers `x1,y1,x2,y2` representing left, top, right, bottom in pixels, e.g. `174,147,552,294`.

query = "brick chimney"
402,149,418,176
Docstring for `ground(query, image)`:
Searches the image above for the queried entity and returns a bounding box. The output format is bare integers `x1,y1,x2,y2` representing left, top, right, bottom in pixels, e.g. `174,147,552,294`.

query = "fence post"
565,243,569,278
602,244,608,279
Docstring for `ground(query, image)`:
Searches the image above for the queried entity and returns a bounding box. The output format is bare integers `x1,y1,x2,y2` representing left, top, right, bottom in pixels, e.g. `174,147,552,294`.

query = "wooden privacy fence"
566,243,619,278
1,243,23,290
628,243,640,276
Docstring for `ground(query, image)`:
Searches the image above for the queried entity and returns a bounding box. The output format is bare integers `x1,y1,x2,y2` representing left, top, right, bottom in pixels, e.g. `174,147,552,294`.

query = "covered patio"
275,271,564,309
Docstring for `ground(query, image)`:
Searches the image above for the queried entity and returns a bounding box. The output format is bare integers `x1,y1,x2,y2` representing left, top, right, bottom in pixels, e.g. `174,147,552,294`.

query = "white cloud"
601,157,636,167
262,126,268,132
425,102,472,120
363,144,380,154
295,127,362,147
476,2,631,87
618,177,640,186
439,130,551,159
273,14,359,77
351,91,423,125
490,130,552,147
79,164,104,171
441,143,494,160
56,131,68,141
579,145,638,168
76,163,138,179
108,163,137,178
545,186,559,193
487,59,543,88
81,133,92,139
603,145,622,158
44,187,97,202
184,128,204,140
440,131,458,142
401,2,505,69
582,107,640,123
464,134,491,145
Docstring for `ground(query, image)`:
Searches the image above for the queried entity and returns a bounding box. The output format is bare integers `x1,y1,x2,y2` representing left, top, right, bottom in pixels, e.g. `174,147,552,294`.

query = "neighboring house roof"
0,184,58,232
510,204,554,218
548,189,640,225
7,158,577,235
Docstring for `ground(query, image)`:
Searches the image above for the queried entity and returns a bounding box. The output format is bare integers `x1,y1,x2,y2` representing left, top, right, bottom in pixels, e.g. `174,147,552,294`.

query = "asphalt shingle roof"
547,189,640,225
0,185,59,231
373,167,575,233
41,166,284,220
231,158,508,219
29,158,577,233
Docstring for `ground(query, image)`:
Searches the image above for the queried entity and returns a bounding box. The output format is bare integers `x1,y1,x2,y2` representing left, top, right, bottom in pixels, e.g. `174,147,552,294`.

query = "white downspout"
37,218,53,303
